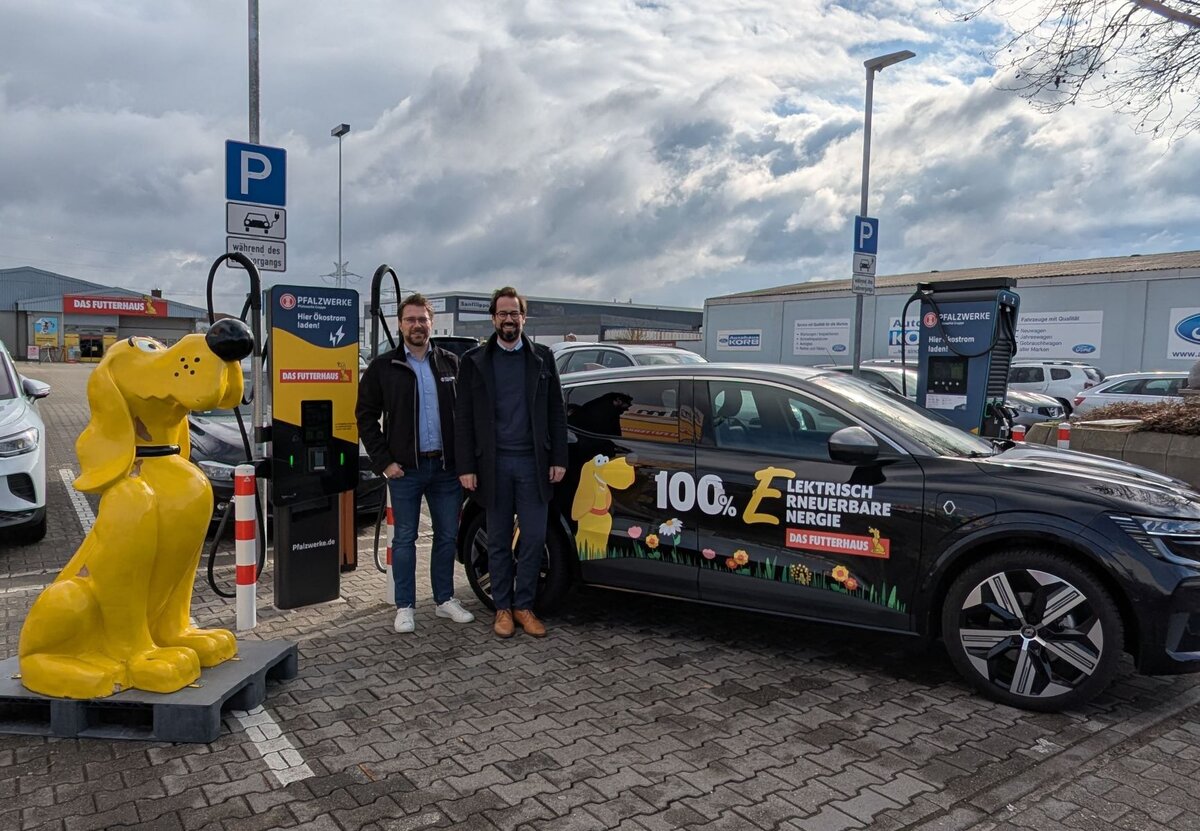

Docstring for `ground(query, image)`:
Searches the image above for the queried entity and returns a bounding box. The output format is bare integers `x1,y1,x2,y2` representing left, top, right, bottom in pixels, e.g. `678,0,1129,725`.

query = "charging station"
912,277,1020,437
267,285,359,608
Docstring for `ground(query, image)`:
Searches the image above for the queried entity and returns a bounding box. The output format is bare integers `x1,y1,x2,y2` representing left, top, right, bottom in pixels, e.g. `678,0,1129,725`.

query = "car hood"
0,397,35,435
975,444,1200,518
188,415,248,466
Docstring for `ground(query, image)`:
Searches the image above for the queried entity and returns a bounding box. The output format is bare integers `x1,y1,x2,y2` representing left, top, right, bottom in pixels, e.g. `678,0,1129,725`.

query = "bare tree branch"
962,0,1200,139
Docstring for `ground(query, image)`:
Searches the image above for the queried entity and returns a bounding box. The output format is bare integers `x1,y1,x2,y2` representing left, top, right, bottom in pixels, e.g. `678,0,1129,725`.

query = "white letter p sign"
240,151,272,196
858,222,874,250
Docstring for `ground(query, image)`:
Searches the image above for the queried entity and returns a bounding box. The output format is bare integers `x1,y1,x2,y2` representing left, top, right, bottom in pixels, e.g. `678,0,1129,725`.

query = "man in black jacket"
357,294,475,634
455,287,568,638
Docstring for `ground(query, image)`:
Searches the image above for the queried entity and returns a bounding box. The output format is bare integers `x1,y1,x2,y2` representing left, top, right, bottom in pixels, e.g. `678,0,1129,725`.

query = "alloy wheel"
957,568,1103,699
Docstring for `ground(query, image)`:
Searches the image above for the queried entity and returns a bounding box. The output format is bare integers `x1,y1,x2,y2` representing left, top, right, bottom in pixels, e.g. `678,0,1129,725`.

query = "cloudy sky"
2,1,1198,315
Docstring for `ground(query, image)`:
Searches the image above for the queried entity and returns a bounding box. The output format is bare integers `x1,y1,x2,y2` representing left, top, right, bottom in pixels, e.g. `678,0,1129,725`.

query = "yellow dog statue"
571,453,636,559
18,320,254,699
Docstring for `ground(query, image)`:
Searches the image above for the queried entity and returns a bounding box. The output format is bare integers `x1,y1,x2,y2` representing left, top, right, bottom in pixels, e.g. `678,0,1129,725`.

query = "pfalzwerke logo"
279,293,297,310
922,312,938,328
1176,313,1200,345
1072,344,1096,354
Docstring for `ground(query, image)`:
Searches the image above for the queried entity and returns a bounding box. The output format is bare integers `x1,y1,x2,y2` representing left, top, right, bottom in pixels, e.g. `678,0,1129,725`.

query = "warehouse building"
703,250,1200,375
0,267,210,362
368,291,703,352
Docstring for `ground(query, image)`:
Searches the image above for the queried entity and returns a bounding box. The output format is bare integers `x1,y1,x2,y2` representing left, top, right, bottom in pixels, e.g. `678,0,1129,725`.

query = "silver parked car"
1072,371,1189,416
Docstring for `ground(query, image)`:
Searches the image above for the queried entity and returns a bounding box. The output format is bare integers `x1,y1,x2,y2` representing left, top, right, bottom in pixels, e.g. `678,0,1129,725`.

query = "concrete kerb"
899,682,1200,831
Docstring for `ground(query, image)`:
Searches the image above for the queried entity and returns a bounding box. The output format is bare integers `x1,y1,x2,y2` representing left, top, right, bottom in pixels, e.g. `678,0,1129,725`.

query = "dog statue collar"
135,444,182,457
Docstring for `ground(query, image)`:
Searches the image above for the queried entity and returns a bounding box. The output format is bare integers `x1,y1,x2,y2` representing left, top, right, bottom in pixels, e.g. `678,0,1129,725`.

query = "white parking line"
58,468,95,533
228,705,314,785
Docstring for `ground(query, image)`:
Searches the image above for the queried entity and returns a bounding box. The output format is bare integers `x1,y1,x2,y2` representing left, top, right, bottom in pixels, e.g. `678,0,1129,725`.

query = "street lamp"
852,49,915,376
331,123,350,289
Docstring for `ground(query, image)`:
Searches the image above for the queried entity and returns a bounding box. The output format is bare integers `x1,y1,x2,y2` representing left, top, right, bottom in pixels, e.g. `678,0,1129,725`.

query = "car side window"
701,381,852,460
1050,368,1072,381
599,350,634,368
567,380,687,444
1105,379,1142,395
563,349,603,373
1141,378,1179,396
1009,367,1043,384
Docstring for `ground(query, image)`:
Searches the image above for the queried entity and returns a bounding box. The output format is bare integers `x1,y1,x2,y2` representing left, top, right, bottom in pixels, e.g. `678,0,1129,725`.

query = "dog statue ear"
74,361,136,493
216,361,246,410
570,459,596,522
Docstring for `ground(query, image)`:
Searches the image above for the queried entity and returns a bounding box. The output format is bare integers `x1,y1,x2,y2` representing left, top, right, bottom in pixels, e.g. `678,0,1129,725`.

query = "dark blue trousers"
486,452,548,611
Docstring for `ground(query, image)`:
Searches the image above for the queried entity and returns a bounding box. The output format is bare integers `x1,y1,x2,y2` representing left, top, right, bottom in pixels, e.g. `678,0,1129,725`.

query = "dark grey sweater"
492,346,533,453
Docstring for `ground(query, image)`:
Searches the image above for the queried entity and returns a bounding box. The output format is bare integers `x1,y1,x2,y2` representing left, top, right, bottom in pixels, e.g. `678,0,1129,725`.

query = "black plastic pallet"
0,639,297,743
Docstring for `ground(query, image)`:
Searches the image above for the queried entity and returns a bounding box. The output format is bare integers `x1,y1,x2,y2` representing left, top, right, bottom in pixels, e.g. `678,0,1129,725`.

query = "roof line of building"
708,249,1200,303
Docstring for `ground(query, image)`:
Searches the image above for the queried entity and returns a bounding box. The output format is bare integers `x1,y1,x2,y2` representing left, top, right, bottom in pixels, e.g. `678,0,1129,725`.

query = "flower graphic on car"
658,518,683,537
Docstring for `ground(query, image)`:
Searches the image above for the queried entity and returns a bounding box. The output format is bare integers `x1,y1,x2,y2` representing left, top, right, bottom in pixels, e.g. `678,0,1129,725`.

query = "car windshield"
811,373,998,458
0,349,15,400
634,351,705,366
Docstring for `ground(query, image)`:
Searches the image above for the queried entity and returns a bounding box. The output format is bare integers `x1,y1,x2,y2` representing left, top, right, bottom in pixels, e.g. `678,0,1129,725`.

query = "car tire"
461,511,574,616
14,510,47,545
941,549,1122,712
1055,398,1074,415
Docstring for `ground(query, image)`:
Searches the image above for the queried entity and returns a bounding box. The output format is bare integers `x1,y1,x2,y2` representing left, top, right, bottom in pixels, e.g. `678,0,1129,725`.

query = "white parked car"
1007,361,1104,412
0,340,50,544
554,343,706,374
1072,371,1190,416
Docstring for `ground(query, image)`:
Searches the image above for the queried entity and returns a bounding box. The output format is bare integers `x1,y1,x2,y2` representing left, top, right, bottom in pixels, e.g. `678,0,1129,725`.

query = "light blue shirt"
406,346,442,453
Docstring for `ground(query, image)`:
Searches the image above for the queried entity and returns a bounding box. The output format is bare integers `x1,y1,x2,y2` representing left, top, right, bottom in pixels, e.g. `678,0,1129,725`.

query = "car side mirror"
828,426,879,465
21,377,50,400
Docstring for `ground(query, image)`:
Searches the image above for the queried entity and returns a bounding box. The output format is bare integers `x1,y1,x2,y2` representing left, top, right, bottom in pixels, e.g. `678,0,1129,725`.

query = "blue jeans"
486,452,548,611
387,457,462,609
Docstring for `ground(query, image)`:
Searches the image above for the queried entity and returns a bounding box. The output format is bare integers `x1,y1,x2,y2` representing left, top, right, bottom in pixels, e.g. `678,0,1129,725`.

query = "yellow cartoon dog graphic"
18,321,252,699
571,454,636,558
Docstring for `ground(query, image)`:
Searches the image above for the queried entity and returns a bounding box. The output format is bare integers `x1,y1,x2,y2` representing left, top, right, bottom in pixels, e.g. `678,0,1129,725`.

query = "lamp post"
330,123,350,289
852,49,915,377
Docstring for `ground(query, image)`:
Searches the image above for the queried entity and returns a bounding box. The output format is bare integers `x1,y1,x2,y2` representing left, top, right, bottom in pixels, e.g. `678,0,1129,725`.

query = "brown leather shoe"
513,609,546,637
493,610,514,639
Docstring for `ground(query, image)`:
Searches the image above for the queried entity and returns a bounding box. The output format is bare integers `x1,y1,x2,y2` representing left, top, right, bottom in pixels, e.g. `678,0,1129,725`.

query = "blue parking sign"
225,140,287,207
853,216,878,255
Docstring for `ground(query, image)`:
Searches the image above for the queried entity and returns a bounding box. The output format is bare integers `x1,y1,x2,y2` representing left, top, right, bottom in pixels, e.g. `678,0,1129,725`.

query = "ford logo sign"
831,344,847,353
1072,344,1096,354
1176,313,1200,346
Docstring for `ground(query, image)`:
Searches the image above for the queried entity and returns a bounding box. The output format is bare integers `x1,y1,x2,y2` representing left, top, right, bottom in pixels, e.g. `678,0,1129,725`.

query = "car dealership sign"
1168,307,1200,360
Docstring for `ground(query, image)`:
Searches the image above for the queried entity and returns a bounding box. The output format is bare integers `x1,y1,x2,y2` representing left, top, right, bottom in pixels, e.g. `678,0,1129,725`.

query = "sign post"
224,140,287,273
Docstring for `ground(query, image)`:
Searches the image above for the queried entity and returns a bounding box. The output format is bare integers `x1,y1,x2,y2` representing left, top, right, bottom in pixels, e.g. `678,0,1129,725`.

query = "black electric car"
457,363,1200,711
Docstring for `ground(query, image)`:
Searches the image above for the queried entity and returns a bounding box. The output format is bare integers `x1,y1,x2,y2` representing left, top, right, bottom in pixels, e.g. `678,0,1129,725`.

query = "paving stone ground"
4,362,1200,831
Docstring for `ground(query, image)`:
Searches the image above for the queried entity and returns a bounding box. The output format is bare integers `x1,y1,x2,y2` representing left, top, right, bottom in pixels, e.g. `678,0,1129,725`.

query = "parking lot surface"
4,362,1200,831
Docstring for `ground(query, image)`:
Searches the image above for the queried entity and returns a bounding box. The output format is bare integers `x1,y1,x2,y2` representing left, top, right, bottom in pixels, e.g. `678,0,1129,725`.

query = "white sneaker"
435,598,475,623
394,607,415,633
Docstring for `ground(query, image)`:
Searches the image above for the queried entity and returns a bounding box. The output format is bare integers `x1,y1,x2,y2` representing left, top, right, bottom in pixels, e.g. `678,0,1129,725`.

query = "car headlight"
0,427,39,457
1015,404,1036,414
1112,515,1200,566
198,460,235,481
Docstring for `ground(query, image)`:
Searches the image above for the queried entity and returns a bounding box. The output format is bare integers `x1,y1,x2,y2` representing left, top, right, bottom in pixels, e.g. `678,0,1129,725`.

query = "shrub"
1076,399,1200,436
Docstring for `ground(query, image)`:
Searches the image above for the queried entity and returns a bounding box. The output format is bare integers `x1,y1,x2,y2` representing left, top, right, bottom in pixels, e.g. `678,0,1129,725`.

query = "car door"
693,378,924,631
1008,366,1046,393
562,376,699,598
1086,378,1142,410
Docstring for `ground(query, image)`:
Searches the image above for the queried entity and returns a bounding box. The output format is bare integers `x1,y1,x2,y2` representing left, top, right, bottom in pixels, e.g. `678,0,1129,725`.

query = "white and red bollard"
1057,421,1072,450
1011,424,1027,442
384,487,395,606
234,464,258,631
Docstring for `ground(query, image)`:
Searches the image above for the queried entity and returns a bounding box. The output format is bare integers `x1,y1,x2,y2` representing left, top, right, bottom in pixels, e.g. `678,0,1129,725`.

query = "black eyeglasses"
493,311,523,320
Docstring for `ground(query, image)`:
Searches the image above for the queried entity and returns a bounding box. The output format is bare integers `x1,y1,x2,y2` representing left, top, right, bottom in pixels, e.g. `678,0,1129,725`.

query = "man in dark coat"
357,294,475,634
455,287,569,638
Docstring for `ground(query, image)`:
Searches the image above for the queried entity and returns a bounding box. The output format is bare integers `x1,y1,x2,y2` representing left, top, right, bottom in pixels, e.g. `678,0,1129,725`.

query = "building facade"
0,267,210,362
703,251,1200,375
366,291,703,353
